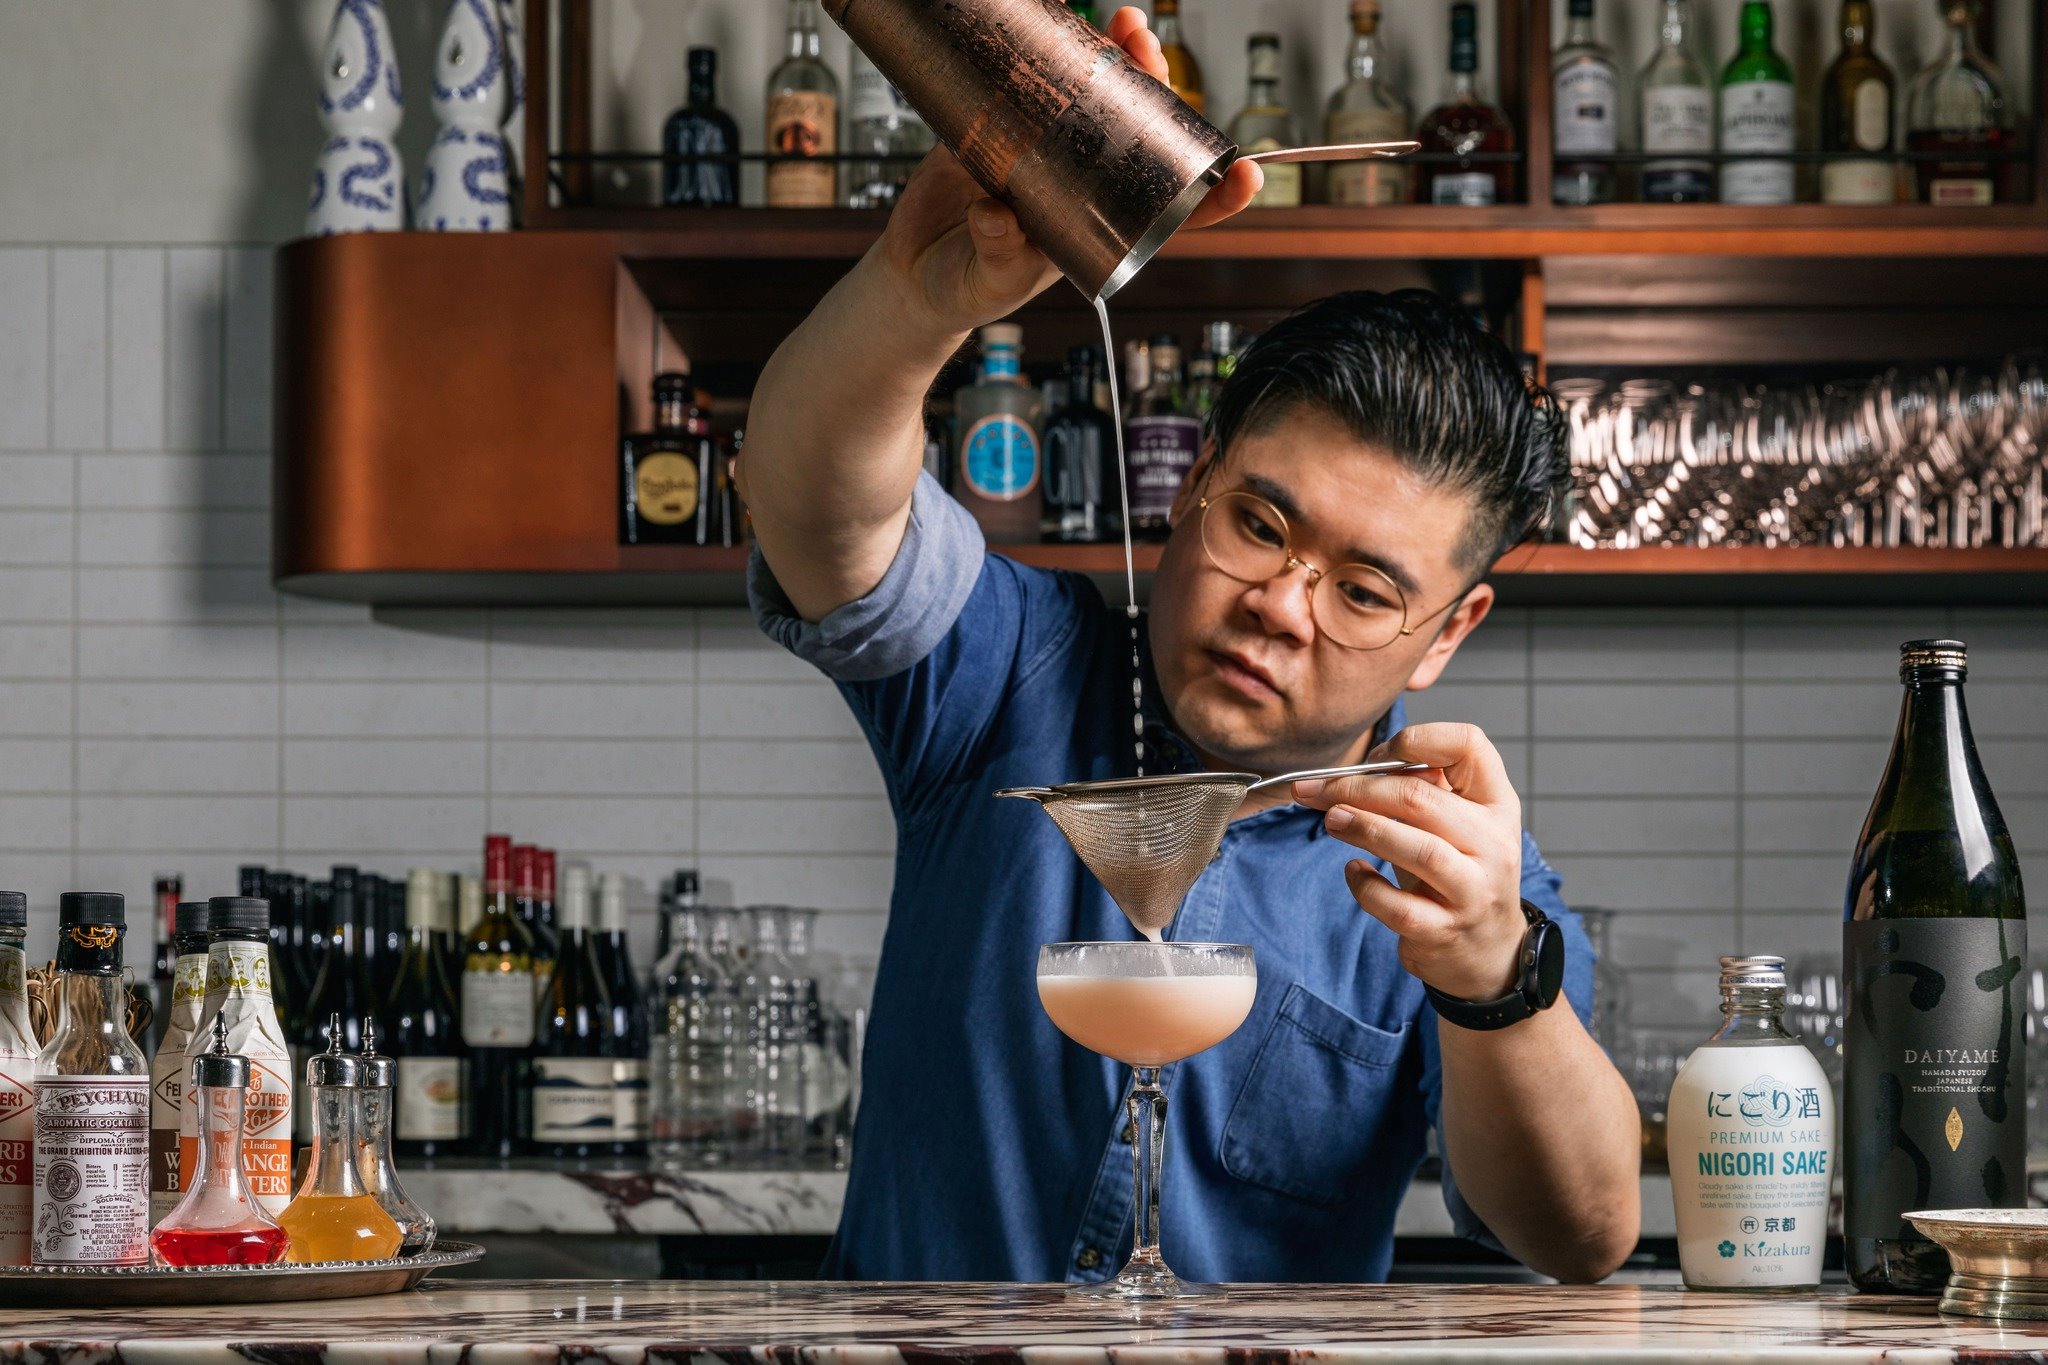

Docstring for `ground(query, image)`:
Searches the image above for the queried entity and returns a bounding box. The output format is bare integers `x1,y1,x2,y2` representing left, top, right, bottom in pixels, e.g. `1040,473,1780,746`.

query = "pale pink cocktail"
1036,941,1256,1299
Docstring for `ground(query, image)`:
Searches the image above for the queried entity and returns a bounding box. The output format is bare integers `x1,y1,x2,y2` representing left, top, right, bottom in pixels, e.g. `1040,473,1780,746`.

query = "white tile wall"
2,242,2046,1034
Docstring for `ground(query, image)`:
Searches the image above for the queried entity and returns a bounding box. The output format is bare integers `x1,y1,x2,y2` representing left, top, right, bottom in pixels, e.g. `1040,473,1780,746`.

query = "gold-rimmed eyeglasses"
1196,488,1463,650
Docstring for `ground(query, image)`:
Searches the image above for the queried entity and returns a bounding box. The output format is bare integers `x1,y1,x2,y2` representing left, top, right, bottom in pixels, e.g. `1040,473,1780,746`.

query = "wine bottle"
388,869,467,1160
463,836,535,1159
512,844,556,990
595,872,650,1157
1844,640,2027,1295
529,868,615,1159
148,872,182,1050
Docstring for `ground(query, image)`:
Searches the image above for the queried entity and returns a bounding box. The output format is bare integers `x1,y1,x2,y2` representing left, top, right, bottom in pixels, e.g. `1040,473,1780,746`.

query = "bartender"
738,8,1641,1285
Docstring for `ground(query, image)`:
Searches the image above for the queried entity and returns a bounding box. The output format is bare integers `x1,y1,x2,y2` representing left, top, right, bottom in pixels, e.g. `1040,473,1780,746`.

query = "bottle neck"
690,69,717,108
53,970,131,1046
1660,0,1691,48
983,346,1021,383
1839,1,1872,52
1712,985,1795,1042
1739,3,1775,54
1565,11,1596,46
1067,366,1095,403
1348,28,1380,81
787,0,820,60
1154,2,1182,44
1449,69,1478,100
1247,74,1280,107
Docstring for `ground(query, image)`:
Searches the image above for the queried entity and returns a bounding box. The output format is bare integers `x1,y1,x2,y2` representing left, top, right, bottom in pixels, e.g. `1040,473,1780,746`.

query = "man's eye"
1335,577,1398,613
1239,510,1285,546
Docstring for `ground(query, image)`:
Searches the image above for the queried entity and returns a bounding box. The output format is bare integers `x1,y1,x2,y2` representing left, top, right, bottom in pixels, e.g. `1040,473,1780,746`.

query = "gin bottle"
1324,0,1409,206
1552,0,1620,205
1667,956,1834,1289
662,48,741,208
1718,0,1796,205
1905,0,2016,205
1228,34,1301,208
951,323,1044,543
1639,0,1715,202
765,0,838,209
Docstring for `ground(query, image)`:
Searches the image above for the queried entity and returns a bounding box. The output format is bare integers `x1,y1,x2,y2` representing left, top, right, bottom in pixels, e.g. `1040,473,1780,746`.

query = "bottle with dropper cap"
150,1016,288,1266
354,1019,435,1254
278,1014,403,1263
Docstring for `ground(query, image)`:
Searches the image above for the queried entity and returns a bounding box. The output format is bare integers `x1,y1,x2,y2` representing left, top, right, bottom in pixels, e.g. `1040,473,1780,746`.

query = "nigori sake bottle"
1667,955,1834,1289
1844,640,2026,1294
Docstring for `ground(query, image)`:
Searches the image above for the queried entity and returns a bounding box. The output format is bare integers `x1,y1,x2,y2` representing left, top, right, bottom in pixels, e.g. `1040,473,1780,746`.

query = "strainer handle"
1246,760,1432,794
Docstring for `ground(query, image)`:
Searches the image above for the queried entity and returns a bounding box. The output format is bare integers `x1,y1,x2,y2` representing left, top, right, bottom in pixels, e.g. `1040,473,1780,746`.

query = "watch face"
1529,918,1566,1008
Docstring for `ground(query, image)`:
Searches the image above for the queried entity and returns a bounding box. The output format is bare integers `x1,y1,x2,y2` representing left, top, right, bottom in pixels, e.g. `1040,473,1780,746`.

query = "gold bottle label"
767,91,838,208
635,452,700,526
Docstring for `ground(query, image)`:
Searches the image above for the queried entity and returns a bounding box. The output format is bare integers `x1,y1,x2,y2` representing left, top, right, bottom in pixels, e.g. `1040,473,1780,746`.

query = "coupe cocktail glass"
1036,940,1256,1299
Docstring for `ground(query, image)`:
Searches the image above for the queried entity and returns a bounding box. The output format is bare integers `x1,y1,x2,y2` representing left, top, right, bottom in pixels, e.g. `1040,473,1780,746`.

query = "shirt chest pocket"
1219,983,1415,1209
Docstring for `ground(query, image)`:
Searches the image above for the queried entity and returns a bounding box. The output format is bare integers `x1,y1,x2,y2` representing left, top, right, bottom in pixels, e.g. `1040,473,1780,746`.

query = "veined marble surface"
402,1165,1680,1239
0,1280,2041,1362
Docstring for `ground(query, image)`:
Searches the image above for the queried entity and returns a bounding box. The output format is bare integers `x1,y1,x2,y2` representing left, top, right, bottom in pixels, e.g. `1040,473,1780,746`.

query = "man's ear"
1165,440,1219,529
1405,582,1495,692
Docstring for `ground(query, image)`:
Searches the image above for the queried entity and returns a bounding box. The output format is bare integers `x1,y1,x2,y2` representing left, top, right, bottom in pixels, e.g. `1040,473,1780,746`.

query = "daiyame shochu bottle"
1844,640,2026,1294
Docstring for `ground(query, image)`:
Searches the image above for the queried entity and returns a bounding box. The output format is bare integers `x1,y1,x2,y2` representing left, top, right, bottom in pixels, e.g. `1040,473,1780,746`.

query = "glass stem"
1127,1067,1167,1270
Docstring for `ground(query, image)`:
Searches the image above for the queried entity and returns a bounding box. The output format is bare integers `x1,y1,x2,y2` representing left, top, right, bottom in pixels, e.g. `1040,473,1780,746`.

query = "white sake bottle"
417,0,513,231
1667,955,1835,1289
306,0,407,235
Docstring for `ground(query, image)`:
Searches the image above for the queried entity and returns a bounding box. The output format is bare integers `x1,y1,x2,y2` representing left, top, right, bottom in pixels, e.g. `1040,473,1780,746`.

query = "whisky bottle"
1124,335,1202,540
1152,0,1204,115
1325,0,1409,206
1844,641,2026,1294
1227,35,1301,208
1718,0,1796,205
765,0,838,209
621,373,706,547
1638,0,1714,203
1552,0,1620,204
1905,0,2017,206
1820,0,1897,204
1415,3,1517,205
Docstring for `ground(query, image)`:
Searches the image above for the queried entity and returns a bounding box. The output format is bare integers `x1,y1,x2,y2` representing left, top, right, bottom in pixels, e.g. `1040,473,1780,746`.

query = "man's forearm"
739,249,969,620
1438,1005,1641,1282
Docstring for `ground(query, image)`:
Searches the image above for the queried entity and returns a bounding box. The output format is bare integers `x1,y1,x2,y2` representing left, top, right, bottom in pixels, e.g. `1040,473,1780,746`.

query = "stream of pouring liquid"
1092,295,1145,781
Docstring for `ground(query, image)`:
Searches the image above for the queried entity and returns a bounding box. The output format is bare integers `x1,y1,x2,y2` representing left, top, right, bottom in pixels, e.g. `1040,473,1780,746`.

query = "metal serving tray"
0,1239,483,1307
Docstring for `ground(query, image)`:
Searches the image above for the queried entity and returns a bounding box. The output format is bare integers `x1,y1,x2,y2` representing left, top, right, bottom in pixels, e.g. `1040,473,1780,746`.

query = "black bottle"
622,373,715,547
662,47,742,207
387,870,468,1161
529,877,616,1160
1844,640,2027,1293
1043,345,1120,544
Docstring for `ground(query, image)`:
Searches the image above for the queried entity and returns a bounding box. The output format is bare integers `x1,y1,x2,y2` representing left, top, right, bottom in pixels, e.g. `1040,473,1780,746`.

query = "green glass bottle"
1068,0,1098,26
1718,0,1795,204
1843,641,2027,1295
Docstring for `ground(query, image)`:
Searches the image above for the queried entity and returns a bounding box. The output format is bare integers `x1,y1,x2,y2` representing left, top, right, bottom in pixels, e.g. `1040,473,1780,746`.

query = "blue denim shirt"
752,473,1594,1284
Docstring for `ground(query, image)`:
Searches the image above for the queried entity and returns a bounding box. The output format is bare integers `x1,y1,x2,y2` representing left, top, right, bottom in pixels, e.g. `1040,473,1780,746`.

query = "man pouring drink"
737,5,1642,1287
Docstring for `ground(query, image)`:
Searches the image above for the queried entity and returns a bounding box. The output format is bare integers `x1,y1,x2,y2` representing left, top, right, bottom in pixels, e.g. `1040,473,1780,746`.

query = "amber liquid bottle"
1819,0,1897,204
1415,3,1517,204
1153,0,1204,115
1844,641,2026,1294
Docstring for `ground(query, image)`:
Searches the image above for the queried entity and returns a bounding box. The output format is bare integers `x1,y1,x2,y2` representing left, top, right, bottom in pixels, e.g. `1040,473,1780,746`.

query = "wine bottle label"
0,949,33,1265
1125,415,1203,521
396,1057,467,1141
1852,78,1889,152
148,950,208,1223
31,1077,149,1265
1245,139,1302,208
635,452,700,526
1555,64,1619,155
1643,88,1713,154
766,91,838,208
531,1058,619,1142
1821,160,1895,205
1429,172,1496,206
612,1059,650,1142
1719,80,1796,204
1844,917,2027,1241
960,415,1041,502
848,64,914,127
189,941,294,1218
463,969,537,1047
1929,176,1994,207
1327,109,1408,205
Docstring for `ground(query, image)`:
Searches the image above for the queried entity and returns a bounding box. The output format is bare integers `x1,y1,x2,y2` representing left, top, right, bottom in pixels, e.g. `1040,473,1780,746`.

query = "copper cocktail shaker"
821,0,1233,300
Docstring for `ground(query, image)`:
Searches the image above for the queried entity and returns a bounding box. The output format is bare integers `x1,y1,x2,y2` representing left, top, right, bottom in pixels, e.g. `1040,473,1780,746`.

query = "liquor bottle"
1905,0,2017,206
1667,956,1834,1289
1189,320,1239,419
951,323,1044,544
1415,3,1517,205
1324,0,1409,207
845,44,933,210
740,907,806,1164
388,869,466,1160
1043,346,1118,545
148,901,209,1226
621,373,713,547
1819,0,1897,204
1718,1,1796,205
1228,35,1301,208
299,869,370,1057
1844,640,2026,1294
445,875,480,1006
264,871,307,1030
513,843,556,989
765,0,839,209
462,835,535,1159
530,869,615,1160
1068,0,1098,27
1121,339,1151,423
190,897,294,1219
662,47,741,208
0,892,34,1265
536,849,559,951
1553,0,1621,205
33,893,148,1265
1125,335,1202,540
1639,0,1715,203
1152,0,1204,115
595,872,649,1157
284,875,317,1015
148,872,182,1050
356,872,385,989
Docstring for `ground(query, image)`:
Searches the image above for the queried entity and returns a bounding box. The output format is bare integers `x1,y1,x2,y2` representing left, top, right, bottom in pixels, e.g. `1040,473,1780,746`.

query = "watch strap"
1422,901,1556,1033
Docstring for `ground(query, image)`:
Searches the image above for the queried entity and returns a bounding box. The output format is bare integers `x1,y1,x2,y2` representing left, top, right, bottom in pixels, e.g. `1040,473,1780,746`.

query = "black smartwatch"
1423,900,1566,1032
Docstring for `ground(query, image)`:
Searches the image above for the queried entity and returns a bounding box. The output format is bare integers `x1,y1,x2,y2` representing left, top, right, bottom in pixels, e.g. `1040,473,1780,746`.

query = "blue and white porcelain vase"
306,0,406,235
497,0,527,199
418,0,513,231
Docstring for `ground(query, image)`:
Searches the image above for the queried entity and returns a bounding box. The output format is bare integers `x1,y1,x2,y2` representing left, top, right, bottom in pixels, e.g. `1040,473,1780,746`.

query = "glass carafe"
651,907,735,1170
278,1019,403,1263
741,908,805,1165
355,1021,434,1253
150,1019,287,1266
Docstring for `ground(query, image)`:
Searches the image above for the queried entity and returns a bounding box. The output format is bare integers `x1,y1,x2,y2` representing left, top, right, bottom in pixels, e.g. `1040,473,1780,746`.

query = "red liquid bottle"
151,1224,290,1266
149,1018,288,1268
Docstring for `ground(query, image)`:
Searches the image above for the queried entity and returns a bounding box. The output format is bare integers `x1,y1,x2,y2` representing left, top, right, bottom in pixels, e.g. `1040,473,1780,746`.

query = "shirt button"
1076,1247,1103,1270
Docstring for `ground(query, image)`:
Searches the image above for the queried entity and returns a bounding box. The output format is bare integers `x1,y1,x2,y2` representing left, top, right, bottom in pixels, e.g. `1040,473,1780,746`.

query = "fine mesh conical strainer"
998,761,1428,938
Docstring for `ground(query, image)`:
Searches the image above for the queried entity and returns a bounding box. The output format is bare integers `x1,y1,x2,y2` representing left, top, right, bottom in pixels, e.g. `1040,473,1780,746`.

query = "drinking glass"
1036,941,1256,1299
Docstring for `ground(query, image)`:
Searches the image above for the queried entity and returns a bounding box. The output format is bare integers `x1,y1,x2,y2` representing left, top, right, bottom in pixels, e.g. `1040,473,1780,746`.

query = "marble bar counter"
4,1280,2046,1363
402,1164,1681,1238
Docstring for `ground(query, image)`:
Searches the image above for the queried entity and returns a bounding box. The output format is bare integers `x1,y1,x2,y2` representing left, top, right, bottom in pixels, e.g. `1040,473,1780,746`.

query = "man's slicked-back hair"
1209,289,1568,570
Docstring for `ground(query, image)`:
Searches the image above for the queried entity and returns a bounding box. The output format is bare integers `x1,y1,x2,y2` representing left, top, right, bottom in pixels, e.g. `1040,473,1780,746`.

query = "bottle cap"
484,834,512,894
674,869,700,899
307,1015,366,1088
59,892,124,927
1901,639,1967,677
1350,0,1379,30
688,46,717,76
558,865,593,931
191,1014,251,1090
980,322,1023,351
537,849,558,900
207,896,270,934
1719,955,1786,991
175,900,210,939
513,844,539,897
357,1017,395,1088
0,892,24,927
458,875,483,934
599,872,629,933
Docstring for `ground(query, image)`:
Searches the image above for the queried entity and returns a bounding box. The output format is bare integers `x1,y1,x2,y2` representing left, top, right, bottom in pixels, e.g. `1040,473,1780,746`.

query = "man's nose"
1240,569,1316,646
